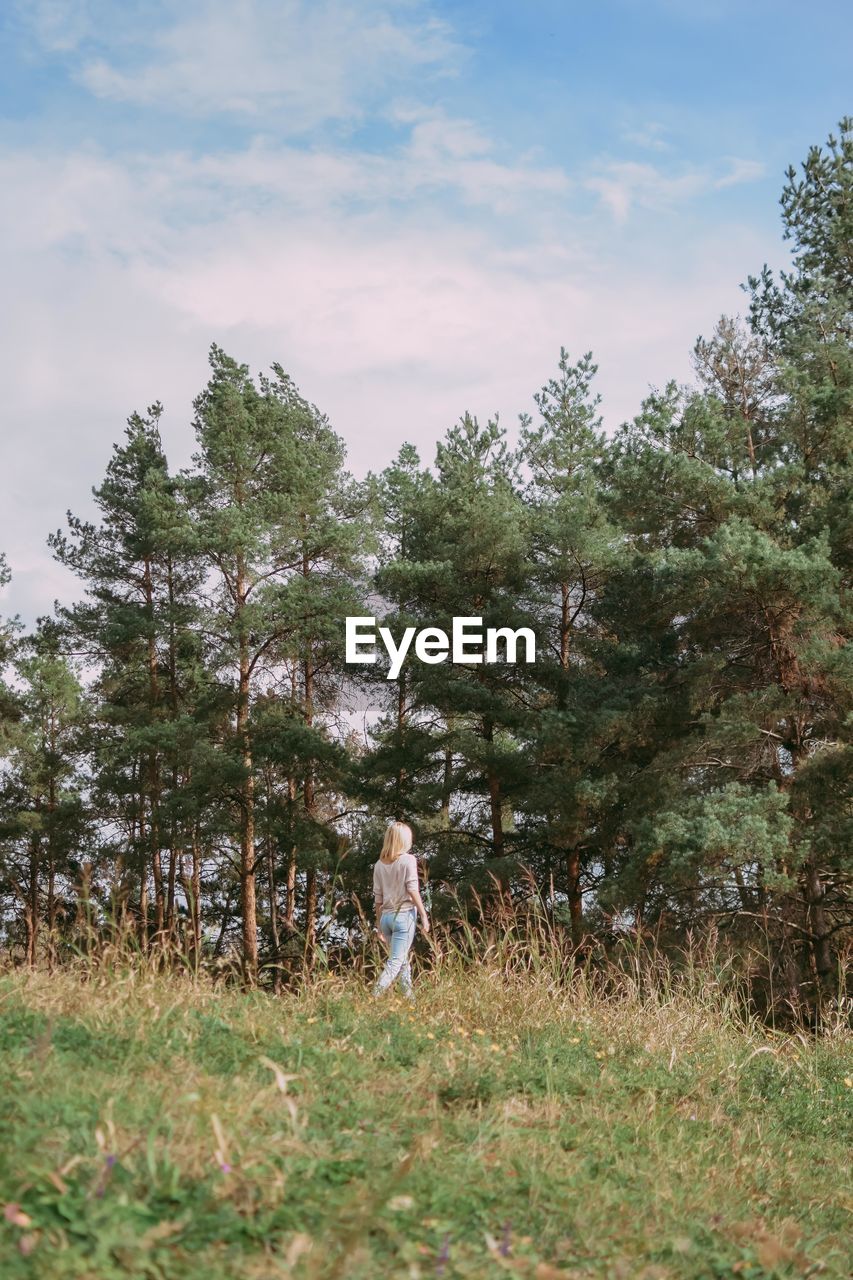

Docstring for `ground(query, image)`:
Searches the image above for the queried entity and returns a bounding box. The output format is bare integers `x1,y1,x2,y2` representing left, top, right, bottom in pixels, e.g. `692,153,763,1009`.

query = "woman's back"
373,851,418,913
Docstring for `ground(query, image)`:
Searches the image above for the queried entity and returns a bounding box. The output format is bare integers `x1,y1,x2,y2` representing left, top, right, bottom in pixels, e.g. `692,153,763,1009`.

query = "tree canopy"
1,122,850,1017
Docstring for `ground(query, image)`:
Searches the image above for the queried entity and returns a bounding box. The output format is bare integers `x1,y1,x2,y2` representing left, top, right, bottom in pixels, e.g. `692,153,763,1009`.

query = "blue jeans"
373,908,417,998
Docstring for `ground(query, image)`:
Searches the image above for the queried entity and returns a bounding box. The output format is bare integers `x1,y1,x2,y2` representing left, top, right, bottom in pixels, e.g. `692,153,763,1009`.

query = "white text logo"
345,616,536,680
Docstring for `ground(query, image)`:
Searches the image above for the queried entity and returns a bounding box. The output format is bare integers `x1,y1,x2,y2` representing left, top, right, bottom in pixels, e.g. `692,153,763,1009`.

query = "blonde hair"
379,820,413,863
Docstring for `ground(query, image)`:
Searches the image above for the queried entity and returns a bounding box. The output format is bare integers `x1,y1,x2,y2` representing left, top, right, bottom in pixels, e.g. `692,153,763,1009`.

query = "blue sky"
1,0,851,622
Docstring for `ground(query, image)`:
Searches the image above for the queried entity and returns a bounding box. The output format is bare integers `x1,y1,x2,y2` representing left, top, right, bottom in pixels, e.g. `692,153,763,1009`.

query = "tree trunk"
47,860,57,972
560,579,571,670
304,867,317,966
79,860,93,954
166,779,178,936
805,856,834,999
144,556,165,938
285,852,297,930
395,673,407,809
302,611,317,966
303,602,315,814
150,796,164,938
566,847,583,947
238,619,258,984
139,850,149,951
439,723,453,829
266,828,281,994
166,555,181,939
284,771,297,932
27,835,39,967
482,716,506,873
47,761,57,969
179,820,202,962
134,761,149,950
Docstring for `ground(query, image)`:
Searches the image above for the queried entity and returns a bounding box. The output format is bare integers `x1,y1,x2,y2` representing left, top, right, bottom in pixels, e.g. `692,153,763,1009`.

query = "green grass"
0,954,850,1279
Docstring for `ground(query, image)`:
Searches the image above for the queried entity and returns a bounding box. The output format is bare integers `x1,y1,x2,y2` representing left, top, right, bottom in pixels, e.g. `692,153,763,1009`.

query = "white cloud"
622,122,671,152
585,155,766,222
0,131,776,622
57,0,459,129
16,0,100,53
1,0,776,625
714,157,767,188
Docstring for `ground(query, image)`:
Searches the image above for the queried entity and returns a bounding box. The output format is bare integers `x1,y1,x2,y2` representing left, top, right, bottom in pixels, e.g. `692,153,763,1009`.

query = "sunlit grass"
0,935,850,1278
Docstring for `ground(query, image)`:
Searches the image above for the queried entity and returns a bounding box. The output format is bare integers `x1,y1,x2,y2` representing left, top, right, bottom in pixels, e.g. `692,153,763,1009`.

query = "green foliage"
0,124,850,1016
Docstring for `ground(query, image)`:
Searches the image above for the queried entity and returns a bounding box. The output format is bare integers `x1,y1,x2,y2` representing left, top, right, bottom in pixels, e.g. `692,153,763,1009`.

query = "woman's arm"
373,896,390,949
409,883,430,933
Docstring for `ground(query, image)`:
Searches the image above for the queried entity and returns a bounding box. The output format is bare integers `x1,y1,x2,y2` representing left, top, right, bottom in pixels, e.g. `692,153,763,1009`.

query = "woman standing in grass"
372,821,429,1000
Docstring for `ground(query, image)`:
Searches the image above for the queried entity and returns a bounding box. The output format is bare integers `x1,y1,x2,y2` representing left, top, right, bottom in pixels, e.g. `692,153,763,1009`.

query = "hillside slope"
0,961,851,1279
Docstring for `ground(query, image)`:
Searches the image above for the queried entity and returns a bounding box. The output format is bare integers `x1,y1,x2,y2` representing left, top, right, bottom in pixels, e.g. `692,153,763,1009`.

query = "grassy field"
0,947,851,1279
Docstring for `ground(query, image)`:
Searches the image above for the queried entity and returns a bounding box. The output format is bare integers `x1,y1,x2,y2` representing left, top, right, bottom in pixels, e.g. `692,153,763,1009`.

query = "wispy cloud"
22,0,459,129
15,0,101,53
714,157,767,189
622,122,671,152
2,0,785,623
585,155,766,222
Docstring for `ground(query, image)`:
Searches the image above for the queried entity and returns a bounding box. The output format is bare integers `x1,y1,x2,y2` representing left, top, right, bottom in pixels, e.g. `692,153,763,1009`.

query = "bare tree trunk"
302,608,317,966
166,554,180,940
395,673,407,809
212,890,234,960
150,831,164,940
133,762,149,950
266,828,281,994
79,860,93,955
778,914,802,1020
560,580,571,670
805,856,834,999
734,864,755,914
179,820,203,962
192,826,202,956
237,556,258,985
47,860,57,972
566,847,583,947
304,867,317,966
139,847,149,951
144,556,165,939
47,761,57,969
487,771,504,858
482,716,506,884
181,819,202,962
26,835,39,967
439,723,453,830
175,778,202,962
137,778,149,952
166,784,178,937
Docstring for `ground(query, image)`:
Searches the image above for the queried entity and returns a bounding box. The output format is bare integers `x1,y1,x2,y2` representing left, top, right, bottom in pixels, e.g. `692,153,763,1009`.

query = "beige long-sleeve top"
373,852,419,914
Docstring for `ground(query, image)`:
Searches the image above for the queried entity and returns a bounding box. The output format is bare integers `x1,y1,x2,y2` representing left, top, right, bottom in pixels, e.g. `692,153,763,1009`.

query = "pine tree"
361,445,449,825
186,348,369,981
595,123,852,1006
518,350,623,942
50,405,198,943
369,415,535,900
0,554,19,744
0,623,87,966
